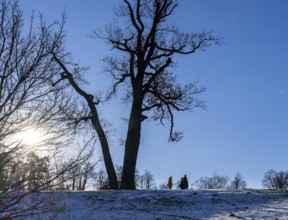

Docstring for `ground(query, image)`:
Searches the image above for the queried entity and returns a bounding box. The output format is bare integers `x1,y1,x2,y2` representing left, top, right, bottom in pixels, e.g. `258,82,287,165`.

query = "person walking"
167,176,173,189
183,174,188,189
179,175,188,189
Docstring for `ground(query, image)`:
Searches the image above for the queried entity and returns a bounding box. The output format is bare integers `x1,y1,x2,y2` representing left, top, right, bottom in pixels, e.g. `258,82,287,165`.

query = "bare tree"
0,151,26,191
26,151,50,191
262,169,288,190
193,173,229,189
92,169,110,190
52,0,221,190
262,169,276,189
0,1,71,145
139,170,155,189
0,0,97,218
229,173,247,189
51,55,119,190
60,160,95,191
94,0,221,189
0,0,77,175
274,171,288,190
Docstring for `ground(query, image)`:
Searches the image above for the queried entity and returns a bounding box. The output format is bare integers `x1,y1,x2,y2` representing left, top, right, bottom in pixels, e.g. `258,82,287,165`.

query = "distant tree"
0,151,13,190
0,152,26,191
134,169,141,189
193,173,229,189
192,177,209,189
262,169,288,190
262,169,277,189
76,161,95,190
4,151,50,192
274,171,288,190
26,151,50,191
91,169,107,190
64,159,92,191
229,173,247,189
139,170,155,190
115,165,123,187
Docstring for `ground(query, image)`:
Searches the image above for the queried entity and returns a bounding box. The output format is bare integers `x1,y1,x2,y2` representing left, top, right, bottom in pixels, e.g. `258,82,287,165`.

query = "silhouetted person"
179,177,184,189
179,175,188,189
167,176,173,189
183,174,188,189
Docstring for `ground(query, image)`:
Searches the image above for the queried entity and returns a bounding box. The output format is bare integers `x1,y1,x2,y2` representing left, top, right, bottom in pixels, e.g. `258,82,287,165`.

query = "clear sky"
19,0,288,189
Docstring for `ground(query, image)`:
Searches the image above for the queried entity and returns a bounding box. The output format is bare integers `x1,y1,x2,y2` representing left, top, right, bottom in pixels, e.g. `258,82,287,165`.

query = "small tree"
274,171,288,190
262,169,288,190
229,173,247,189
262,169,276,189
139,170,155,190
26,152,50,191
0,152,26,191
193,173,229,189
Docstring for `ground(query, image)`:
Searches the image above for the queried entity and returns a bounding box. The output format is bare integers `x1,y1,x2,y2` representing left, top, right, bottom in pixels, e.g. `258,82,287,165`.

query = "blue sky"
19,0,288,188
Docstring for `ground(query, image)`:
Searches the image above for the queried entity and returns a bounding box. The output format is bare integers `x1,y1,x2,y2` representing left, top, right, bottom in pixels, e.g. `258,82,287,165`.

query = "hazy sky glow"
19,0,288,188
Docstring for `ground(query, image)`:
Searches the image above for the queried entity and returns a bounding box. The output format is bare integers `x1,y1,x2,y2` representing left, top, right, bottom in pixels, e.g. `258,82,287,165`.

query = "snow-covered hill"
6,190,288,219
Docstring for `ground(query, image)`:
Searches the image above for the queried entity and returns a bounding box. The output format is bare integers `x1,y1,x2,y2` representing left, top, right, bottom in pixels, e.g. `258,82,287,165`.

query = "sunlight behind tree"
19,128,44,146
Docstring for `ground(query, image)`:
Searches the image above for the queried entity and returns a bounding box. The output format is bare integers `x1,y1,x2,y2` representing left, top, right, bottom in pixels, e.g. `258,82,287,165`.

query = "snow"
4,189,288,219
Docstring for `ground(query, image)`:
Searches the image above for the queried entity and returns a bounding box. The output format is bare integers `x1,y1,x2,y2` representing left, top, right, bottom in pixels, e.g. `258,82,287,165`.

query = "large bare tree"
96,0,221,189
53,0,221,190
0,0,96,217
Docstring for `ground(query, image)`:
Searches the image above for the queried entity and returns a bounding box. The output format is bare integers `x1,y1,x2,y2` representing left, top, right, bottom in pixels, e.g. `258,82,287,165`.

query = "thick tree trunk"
121,95,143,189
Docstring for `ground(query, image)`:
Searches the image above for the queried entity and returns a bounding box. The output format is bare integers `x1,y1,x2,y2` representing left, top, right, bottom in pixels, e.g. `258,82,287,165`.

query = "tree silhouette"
52,55,119,189
96,0,221,189
229,173,247,189
53,0,221,189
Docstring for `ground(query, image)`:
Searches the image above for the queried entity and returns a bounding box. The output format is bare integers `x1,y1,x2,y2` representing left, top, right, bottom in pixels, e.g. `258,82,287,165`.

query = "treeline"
93,168,156,190
0,151,157,191
191,170,288,190
2,150,288,191
168,170,288,190
0,150,95,192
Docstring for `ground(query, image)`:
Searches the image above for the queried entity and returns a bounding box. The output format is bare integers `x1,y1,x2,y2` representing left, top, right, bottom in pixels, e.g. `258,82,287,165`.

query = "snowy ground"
5,189,288,219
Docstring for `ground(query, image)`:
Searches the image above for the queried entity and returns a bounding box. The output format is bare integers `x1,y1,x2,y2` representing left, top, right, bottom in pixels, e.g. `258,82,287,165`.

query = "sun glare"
19,128,44,146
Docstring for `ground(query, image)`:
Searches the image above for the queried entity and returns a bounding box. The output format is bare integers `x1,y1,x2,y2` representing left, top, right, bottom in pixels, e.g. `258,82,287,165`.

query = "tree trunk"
90,108,119,190
82,174,87,190
121,94,143,189
52,54,119,190
72,176,75,191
